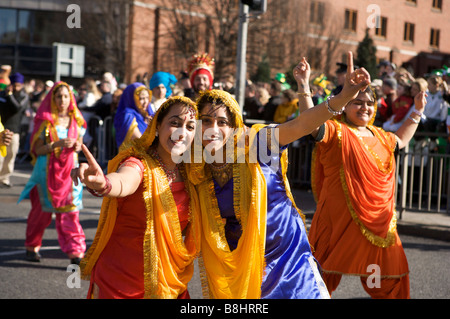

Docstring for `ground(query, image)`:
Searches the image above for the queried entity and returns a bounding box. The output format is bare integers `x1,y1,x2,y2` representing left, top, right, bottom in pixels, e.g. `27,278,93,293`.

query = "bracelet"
412,110,423,117
408,116,420,124
325,96,343,116
86,175,112,197
297,92,312,97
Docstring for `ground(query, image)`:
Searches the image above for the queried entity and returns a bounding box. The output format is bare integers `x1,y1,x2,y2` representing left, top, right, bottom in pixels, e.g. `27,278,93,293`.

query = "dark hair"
196,93,238,128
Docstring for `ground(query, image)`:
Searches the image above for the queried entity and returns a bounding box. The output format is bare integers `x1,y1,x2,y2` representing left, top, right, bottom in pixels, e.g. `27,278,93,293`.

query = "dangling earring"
155,131,159,137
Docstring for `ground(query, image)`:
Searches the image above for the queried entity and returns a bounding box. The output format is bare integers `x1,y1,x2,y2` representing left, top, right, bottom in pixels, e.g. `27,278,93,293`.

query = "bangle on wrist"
297,92,312,97
326,96,344,116
86,175,112,197
412,110,423,117
408,116,420,124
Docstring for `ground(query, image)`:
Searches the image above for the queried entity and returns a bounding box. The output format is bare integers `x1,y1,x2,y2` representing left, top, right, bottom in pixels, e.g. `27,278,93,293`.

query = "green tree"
356,28,378,79
252,54,271,83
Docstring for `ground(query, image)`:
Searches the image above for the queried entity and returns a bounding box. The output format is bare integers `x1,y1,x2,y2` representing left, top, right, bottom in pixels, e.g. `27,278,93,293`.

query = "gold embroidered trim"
336,121,397,248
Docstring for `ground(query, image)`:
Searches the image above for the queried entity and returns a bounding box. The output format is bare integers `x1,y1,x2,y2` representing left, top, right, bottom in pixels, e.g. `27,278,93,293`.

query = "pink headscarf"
31,81,86,211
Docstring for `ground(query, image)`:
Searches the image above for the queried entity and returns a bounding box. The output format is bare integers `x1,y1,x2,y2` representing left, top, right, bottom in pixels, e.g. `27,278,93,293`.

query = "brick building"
0,0,448,85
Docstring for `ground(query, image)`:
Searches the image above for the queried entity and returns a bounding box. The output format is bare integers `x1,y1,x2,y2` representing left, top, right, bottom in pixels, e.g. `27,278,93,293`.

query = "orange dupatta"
312,120,398,247
80,97,201,298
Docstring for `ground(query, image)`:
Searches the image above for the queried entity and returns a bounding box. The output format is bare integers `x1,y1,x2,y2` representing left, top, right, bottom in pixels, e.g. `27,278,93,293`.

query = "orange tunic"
87,158,191,299
308,120,409,278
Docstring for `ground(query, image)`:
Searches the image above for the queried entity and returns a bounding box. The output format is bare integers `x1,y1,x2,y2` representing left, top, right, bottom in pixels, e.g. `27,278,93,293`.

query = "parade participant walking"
188,53,370,299
113,82,153,149
295,55,427,298
18,82,87,265
72,96,201,299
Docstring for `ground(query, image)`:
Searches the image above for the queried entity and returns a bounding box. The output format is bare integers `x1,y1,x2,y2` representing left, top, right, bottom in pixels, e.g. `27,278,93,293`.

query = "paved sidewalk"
292,188,450,242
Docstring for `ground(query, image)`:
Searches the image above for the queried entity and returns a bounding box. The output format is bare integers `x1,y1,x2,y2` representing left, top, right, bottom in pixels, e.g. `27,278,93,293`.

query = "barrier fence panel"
82,115,118,170
285,134,449,218
396,137,450,216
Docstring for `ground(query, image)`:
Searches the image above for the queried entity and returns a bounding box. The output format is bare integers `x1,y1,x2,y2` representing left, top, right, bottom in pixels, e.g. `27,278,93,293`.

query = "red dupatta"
30,81,86,212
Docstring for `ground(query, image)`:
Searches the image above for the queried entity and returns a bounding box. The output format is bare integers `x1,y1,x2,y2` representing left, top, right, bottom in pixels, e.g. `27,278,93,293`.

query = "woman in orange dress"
294,56,428,299
71,96,201,299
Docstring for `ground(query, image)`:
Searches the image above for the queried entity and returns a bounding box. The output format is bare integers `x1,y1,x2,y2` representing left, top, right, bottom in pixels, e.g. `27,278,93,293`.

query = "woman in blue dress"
189,52,371,298
114,82,153,149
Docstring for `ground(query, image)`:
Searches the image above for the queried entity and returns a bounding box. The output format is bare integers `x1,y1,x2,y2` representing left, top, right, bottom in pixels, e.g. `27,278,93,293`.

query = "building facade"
0,0,448,85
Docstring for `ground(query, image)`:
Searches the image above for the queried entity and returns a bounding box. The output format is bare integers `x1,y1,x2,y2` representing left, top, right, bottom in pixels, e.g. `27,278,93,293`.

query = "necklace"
149,147,179,186
345,124,394,173
209,163,233,187
57,115,70,128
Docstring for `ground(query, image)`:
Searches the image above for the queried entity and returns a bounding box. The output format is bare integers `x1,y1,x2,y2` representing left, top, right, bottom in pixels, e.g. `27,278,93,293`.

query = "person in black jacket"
263,80,282,122
0,72,30,187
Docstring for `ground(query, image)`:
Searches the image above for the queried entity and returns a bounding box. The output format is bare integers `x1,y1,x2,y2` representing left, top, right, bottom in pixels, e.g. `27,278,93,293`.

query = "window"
0,9,17,44
403,22,415,43
310,1,325,26
432,0,442,10
344,9,357,32
406,0,417,4
375,16,388,38
430,28,440,48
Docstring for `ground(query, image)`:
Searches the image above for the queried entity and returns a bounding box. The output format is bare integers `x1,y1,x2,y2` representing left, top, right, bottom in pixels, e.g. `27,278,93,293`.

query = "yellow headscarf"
188,89,268,299
80,96,201,299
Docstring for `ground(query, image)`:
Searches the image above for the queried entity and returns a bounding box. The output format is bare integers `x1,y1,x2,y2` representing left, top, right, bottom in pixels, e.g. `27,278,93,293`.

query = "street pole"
235,3,249,112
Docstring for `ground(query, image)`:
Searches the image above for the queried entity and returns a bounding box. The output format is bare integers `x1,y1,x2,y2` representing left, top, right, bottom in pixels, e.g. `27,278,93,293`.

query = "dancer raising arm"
295,54,427,298
188,51,371,299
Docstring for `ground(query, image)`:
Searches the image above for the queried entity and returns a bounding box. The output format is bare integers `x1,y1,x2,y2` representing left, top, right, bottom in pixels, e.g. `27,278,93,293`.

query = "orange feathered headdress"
187,53,215,89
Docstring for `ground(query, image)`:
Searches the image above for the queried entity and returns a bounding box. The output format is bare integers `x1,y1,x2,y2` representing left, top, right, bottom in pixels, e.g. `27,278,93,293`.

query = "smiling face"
193,73,211,92
343,90,375,128
155,103,197,160
199,103,234,153
139,89,150,109
53,85,71,114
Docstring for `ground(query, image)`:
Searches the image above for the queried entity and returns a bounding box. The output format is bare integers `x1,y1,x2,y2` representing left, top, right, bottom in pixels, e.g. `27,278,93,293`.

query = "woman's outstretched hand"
71,144,106,190
339,51,371,101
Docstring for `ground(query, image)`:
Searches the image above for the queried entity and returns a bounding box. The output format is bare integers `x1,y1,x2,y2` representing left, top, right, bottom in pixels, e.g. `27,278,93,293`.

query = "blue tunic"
18,125,85,213
213,127,329,299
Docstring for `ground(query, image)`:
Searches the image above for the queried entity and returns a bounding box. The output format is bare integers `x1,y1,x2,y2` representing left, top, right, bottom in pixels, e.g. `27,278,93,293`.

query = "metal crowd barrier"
395,133,449,216
82,114,118,169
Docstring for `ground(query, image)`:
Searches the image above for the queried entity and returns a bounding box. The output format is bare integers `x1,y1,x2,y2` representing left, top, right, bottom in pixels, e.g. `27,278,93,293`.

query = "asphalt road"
1,165,449,299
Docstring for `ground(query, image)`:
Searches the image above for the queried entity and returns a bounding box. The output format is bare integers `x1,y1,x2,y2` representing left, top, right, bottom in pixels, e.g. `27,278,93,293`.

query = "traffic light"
241,0,267,14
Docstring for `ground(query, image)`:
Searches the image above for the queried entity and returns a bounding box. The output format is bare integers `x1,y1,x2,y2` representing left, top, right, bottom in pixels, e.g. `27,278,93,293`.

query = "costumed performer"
298,54,428,298
183,53,214,100
71,96,201,299
188,52,371,299
18,82,87,265
114,82,153,149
